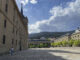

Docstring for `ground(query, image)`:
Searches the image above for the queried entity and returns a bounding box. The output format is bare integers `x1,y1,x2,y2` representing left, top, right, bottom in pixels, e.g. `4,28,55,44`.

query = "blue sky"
16,0,80,33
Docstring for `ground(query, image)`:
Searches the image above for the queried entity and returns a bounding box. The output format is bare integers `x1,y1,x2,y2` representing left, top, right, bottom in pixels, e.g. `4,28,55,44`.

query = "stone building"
29,39,51,47
0,0,28,54
71,28,80,40
49,38,56,43
54,28,80,43
54,34,71,43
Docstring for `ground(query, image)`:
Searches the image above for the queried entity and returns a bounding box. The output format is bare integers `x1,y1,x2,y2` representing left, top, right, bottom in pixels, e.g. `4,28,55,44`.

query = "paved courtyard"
0,47,80,60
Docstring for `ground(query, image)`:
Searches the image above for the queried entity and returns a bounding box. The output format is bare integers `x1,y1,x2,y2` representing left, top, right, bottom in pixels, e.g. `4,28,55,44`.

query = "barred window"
3,35,6,44
4,20,7,28
5,0,8,12
5,4,8,12
12,39,14,45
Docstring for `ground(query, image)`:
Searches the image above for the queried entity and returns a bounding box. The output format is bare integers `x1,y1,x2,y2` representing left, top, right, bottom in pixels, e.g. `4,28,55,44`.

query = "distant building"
0,0,28,54
28,39,50,47
49,38,56,42
75,27,80,33
53,27,80,43
71,28,80,40
54,33,71,43
40,37,46,40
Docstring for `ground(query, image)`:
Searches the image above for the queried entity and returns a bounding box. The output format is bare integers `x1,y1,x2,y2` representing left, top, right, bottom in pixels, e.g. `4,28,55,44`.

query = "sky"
16,0,80,34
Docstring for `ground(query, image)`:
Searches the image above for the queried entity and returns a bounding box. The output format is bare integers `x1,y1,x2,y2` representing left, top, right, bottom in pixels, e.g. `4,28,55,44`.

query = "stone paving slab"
0,48,80,60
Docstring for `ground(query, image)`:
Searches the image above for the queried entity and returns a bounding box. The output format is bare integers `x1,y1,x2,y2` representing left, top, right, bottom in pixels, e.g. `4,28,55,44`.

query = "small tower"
20,3,28,25
75,27,80,33
21,3,23,16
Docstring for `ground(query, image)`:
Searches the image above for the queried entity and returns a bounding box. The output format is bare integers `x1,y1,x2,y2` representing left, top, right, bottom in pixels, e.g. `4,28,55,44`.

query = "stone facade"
71,31,80,40
54,34,70,42
54,29,80,43
0,0,28,54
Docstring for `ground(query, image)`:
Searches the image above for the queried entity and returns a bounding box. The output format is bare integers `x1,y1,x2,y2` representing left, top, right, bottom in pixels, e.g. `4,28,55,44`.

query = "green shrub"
73,40,80,47
68,40,74,47
30,40,80,48
51,40,80,47
51,43,57,47
61,41,68,47
51,42,62,47
29,44,36,48
39,43,43,48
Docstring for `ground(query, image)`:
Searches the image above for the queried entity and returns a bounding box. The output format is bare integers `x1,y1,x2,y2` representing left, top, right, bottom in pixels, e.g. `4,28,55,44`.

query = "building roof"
72,28,80,35
13,0,28,28
29,39,49,41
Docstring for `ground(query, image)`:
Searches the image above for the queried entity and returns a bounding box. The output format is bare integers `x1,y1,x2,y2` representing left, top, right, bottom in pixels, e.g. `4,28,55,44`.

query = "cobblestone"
0,48,80,60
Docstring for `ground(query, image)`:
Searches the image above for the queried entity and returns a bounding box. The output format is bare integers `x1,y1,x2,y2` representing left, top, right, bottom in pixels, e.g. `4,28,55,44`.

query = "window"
16,40,17,46
5,0,8,12
4,20,7,28
13,15,14,22
12,27,14,33
75,36,76,37
12,39,14,45
13,8,15,22
5,4,8,12
3,35,6,44
16,30,17,35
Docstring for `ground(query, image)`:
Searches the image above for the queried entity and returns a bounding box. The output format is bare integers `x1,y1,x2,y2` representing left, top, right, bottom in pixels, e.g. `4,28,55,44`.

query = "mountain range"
29,31,75,39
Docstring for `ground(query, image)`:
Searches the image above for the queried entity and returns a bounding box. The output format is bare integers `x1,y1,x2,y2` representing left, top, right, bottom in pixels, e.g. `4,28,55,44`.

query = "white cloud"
21,0,28,5
29,0,80,33
16,0,29,5
16,0,38,5
30,0,38,4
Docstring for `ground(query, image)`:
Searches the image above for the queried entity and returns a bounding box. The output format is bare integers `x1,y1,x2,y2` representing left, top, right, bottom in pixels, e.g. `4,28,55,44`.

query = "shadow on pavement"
49,50,80,54
32,49,80,54
0,49,68,60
